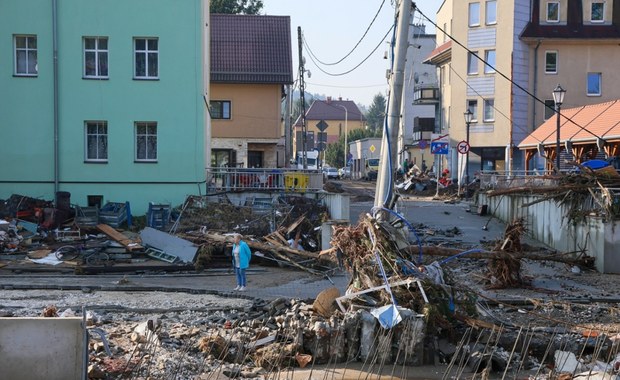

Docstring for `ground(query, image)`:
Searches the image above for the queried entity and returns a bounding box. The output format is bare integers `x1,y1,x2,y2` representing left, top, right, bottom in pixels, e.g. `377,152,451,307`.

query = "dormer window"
546,1,560,23
591,2,605,23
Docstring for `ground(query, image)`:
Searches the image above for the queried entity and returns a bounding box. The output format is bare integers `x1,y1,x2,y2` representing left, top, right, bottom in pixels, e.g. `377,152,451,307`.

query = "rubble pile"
56,296,426,379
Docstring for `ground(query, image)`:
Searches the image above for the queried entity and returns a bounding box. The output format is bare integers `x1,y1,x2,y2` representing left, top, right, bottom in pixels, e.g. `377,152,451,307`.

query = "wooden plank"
285,215,306,235
97,224,143,251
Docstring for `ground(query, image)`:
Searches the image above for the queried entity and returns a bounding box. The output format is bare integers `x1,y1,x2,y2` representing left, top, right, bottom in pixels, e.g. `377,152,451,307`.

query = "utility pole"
374,0,413,212
297,26,307,169
284,84,291,167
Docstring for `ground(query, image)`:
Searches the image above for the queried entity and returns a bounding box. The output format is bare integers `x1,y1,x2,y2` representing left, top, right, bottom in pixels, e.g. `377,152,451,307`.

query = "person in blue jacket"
231,233,251,291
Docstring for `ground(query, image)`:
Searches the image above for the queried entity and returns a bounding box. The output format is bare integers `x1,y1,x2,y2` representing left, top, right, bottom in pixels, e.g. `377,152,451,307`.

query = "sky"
262,0,441,108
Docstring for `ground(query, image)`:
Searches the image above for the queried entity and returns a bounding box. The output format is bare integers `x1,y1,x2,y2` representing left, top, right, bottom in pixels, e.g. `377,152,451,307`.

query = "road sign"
369,144,376,153
418,140,428,150
316,120,328,132
457,140,470,154
430,134,449,155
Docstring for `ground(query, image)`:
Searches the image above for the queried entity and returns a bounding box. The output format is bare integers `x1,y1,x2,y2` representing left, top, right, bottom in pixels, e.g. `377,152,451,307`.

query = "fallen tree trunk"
180,232,333,263
403,246,592,266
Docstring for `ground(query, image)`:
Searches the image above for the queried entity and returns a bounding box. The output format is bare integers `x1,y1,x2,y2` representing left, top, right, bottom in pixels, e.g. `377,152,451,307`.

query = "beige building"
210,15,293,168
428,0,530,178
520,0,620,169
293,97,366,160
427,0,620,175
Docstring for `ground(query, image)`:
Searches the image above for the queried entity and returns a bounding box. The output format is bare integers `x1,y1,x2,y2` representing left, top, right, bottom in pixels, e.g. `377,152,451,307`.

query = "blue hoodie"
232,240,252,269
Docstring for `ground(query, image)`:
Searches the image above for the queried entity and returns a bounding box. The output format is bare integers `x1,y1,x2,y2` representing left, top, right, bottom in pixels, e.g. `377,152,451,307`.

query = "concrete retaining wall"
479,193,620,273
0,317,86,379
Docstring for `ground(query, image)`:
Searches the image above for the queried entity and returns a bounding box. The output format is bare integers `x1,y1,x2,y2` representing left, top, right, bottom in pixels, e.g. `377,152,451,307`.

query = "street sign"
369,144,376,153
457,140,470,154
418,140,428,150
316,120,328,132
430,134,449,155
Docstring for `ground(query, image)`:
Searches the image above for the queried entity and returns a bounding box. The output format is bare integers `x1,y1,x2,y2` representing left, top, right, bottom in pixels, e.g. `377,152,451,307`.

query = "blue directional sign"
430,134,450,155
430,142,449,155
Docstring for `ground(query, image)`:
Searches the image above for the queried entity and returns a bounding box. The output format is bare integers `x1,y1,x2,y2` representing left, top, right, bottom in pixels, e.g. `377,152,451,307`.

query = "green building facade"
0,0,207,215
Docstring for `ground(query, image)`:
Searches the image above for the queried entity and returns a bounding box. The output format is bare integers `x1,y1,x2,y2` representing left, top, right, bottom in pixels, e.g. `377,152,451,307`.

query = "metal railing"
478,170,560,190
205,167,324,193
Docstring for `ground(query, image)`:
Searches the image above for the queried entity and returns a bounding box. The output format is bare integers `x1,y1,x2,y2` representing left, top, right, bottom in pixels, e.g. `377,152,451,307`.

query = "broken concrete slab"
140,227,198,263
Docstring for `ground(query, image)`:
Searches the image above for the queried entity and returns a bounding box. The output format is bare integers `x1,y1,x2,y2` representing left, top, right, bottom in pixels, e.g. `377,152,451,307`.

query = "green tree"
324,136,344,168
365,93,387,135
210,0,263,14
324,128,378,167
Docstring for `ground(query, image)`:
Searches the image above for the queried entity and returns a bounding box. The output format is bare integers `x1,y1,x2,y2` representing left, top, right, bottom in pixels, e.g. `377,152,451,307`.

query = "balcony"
413,84,439,104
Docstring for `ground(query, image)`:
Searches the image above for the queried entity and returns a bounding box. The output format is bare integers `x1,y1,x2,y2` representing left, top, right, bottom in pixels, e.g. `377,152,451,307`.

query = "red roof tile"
519,100,620,148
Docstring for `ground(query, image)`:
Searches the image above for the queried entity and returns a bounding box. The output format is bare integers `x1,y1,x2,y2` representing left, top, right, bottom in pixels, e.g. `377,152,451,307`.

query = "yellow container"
284,173,309,191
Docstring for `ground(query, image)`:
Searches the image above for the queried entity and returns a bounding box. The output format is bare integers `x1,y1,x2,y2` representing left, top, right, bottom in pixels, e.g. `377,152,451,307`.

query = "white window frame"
483,99,495,122
485,1,497,25
14,35,37,76
83,37,109,79
591,1,605,23
546,1,560,23
135,122,158,162
467,100,479,123
134,38,159,79
467,51,478,75
469,2,481,27
545,51,558,74
587,72,602,96
210,100,231,119
85,121,108,162
484,50,496,74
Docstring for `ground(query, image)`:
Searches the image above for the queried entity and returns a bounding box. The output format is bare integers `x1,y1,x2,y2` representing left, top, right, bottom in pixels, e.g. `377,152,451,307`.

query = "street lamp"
337,104,349,170
463,109,473,187
552,84,566,173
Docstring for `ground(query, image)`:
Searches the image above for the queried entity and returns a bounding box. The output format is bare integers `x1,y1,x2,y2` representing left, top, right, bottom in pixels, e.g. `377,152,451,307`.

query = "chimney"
326,96,332,103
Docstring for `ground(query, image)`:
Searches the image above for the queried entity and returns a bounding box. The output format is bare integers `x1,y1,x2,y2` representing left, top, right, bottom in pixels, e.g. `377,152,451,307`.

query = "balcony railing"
206,167,324,193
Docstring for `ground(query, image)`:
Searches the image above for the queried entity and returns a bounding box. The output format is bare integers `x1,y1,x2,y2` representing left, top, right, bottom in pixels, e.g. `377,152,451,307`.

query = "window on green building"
85,121,108,162
134,38,158,79
135,122,158,162
84,37,108,78
14,35,37,76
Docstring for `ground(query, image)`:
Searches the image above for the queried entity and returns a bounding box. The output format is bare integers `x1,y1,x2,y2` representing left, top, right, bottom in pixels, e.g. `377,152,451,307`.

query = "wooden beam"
97,224,143,251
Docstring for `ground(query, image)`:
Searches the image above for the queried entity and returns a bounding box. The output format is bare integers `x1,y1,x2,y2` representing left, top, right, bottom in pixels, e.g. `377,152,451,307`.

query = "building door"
248,150,264,168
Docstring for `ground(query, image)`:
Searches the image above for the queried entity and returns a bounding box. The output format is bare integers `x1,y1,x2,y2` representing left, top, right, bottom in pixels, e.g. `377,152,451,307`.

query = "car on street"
338,167,351,179
322,167,339,180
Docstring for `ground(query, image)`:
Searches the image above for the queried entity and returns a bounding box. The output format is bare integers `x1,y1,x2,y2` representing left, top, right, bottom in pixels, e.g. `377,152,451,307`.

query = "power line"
303,0,388,66
414,7,603,142
303,24,394,77
306,81,387,89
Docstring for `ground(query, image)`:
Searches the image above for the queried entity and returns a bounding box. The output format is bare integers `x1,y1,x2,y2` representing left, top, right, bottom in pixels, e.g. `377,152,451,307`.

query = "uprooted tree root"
486,218,527,289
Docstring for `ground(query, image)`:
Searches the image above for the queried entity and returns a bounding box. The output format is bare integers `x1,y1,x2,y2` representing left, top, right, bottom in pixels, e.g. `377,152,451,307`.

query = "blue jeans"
235,267,246,287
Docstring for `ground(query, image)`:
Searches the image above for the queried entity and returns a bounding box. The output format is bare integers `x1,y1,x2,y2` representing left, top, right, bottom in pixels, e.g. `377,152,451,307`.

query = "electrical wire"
302,0,388,66
414,6,604,142
302,24,394,77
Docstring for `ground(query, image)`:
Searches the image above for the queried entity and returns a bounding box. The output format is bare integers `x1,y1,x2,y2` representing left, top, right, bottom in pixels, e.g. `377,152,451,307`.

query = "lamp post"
337,104,348,169
463,109,473,187
552,84,566,173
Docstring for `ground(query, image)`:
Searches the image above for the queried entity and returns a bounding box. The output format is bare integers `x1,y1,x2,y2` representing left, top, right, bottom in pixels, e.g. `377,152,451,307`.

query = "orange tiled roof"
519,100,620,148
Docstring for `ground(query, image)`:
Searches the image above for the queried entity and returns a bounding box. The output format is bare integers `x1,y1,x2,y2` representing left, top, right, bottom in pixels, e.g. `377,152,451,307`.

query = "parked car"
338,167,351,179
322,167,339,180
